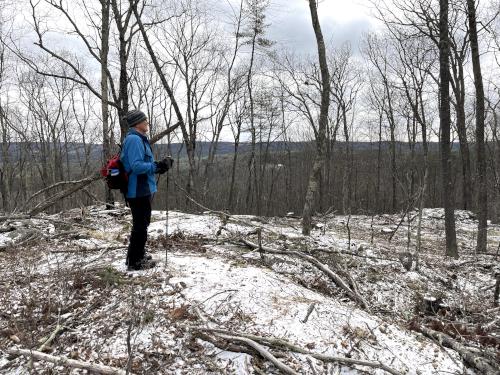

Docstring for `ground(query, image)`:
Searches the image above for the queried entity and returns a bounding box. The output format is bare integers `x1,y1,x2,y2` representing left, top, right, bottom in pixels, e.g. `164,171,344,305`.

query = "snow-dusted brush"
1,206,499,374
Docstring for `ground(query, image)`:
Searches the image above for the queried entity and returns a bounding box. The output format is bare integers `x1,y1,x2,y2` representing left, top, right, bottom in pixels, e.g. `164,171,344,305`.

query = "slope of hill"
0,207,498,374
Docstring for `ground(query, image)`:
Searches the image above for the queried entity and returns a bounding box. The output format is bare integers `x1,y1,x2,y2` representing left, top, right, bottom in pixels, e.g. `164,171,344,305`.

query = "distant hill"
0,141,461,162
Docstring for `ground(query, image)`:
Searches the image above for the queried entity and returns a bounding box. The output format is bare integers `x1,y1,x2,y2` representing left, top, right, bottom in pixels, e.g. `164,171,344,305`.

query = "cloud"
266,0,375,54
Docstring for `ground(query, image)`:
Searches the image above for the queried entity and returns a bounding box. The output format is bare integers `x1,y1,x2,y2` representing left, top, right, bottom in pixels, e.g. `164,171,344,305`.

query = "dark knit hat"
124,109,147,128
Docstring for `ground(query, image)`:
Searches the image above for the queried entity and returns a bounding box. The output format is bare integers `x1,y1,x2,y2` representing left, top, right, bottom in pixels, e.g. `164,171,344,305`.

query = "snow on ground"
0,206,498,374
165,253,463,374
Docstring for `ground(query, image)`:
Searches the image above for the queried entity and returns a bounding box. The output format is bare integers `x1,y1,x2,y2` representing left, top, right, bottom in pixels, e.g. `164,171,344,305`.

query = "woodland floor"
0,206,498,374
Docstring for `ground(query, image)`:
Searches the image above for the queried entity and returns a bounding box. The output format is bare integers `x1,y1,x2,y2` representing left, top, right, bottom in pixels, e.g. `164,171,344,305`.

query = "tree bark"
101,0,113,208
111,0,131,141
466,0,488,253
450,47,473,211
439,0,458,258
302,0,330,235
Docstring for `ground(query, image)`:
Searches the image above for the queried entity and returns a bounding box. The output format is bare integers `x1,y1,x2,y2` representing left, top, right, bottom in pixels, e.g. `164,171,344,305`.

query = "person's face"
135,119,149,134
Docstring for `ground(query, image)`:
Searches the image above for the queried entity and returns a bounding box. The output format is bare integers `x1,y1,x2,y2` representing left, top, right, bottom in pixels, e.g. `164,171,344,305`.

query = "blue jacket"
120,129,157,198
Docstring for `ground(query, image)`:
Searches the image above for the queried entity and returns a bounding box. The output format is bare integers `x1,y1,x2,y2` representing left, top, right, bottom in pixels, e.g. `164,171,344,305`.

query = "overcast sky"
265,0,378,52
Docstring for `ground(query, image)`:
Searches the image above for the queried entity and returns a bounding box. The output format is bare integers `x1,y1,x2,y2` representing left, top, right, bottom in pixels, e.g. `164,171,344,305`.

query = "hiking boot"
127,258,157,271
125,254,152,266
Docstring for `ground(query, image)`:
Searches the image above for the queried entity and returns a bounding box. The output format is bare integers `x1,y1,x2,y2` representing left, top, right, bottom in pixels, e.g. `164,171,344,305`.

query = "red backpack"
100,154,129,194
100,137,147,195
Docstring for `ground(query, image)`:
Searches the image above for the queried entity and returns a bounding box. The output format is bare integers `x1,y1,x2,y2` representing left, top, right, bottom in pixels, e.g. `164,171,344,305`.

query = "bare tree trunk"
245,30,257,214
377,103,383,212
203,1,243,197
101,0,113,207
228,123,241,212
388,108,397,212
454,88,473,210
490,104,500,224
466,0,487,253
450,49,473,211
0,117,10,212
439,0,458,258
341,105,350,215
111,0,131,141
302,0,330,235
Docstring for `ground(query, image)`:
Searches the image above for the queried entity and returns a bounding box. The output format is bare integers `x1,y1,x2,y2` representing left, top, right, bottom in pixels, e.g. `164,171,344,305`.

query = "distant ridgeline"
0,141,462,162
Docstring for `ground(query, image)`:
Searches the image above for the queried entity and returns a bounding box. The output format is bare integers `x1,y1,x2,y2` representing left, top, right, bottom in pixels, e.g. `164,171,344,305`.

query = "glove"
155,157,174,174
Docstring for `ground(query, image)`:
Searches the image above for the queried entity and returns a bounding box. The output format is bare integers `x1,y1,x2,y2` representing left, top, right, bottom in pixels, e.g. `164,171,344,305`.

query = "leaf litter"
0,206,498,374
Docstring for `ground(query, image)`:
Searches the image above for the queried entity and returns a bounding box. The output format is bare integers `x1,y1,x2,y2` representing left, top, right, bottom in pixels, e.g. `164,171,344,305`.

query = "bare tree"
100,0,113,206
328,43,362,215
363,33,399,212
466,0,488,253
301,0,330,235
439,0,459,258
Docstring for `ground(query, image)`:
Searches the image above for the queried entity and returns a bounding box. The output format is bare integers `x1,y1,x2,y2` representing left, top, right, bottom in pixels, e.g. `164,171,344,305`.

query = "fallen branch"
24,124,178,216
301,303,316,323
494,273,499,307
197,328,402,375
418,326,499,375
241,239,368,309
170,178,283,236
38,324,66,352
209,333,299,375
193,331,255,356
23,178,97,212
0,225,15,233
7,348,133,375
0,214,32,222
310,247,399,263
50,245,126,254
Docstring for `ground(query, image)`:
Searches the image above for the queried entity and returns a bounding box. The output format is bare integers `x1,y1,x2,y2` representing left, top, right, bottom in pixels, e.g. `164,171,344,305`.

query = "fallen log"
193,331,256,356
418,326,500,375
208,333,299,375
24,123,179,216
0,214,32,222
29,175,100,216
241,239,368,309
7,348,133,375
197,328,402,375
51,245,126,254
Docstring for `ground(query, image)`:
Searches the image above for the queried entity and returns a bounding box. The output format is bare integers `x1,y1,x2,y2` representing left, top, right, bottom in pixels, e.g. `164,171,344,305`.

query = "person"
120,109,173,271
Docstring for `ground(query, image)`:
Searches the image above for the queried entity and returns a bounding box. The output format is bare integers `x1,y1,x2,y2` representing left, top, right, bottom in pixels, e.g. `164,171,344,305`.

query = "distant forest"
0,0,499,256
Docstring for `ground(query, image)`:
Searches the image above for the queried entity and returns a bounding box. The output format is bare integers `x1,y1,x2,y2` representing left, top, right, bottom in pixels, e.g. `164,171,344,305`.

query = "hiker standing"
120,110,173,270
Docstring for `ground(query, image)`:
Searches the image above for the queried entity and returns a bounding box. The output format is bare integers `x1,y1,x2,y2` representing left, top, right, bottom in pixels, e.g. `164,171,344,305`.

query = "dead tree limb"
311,247,399,263
24,123,179,216
149,122,180,145
418,326,500,375
301,303,316,323
0,214,32,222
209,333,300,375
7,348,134,375
193,331,255,356
241,239,368,309
29,175,101,216
22,177,98,212
197,328,402,375
51,245,126,254
38,324,66,352
494,273,499,307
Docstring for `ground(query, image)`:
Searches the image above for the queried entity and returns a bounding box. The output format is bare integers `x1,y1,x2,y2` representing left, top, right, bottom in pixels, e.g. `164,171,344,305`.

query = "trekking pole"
165,167,169,266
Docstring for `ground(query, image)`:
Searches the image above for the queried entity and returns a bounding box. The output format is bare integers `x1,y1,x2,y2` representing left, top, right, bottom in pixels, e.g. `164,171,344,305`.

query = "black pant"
126,195,152,266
